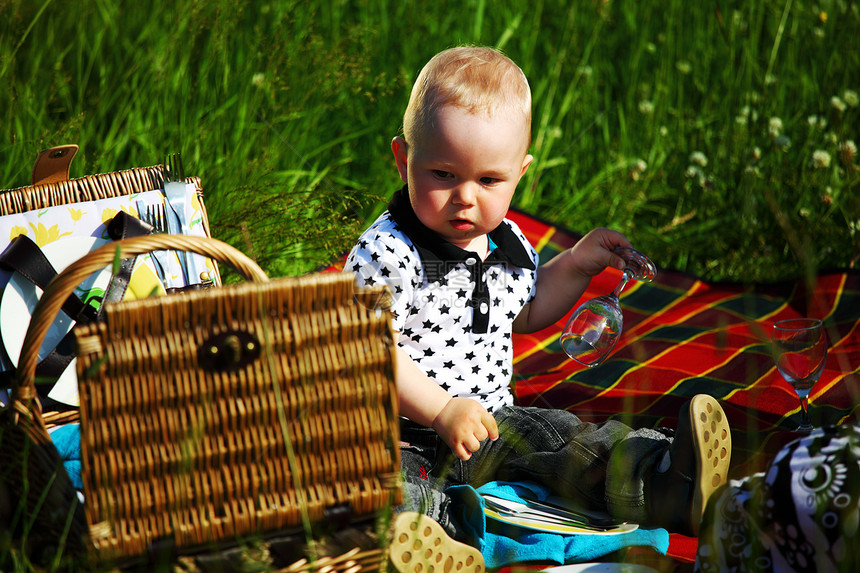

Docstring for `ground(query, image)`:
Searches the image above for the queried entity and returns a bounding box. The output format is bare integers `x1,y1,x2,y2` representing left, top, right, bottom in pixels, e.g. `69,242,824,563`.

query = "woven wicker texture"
1,163,196,217
275,547,384,573
8,236,401,566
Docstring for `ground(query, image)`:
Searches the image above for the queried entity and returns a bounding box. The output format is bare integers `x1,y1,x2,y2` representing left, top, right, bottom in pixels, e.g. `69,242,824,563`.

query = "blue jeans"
398,405,673,535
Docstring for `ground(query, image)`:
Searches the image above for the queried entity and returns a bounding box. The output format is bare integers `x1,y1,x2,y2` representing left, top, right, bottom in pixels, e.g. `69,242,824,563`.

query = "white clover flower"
578,65,593,79
814,27,826,39
630,159,647,180
685,165,703,179
807,114,827,130
689,151,708,167
752,147,762,160
765,73,777,86
812,149,832,169
768,117,783,137
659,126,668,137
831,96,847,113
799,208,811,218
735,114,748,127
844,89,859,107
838,140,857,165
646,42,657,54
827,131,839,144
676,61,692,75
251,73,266,88
638,100,654,115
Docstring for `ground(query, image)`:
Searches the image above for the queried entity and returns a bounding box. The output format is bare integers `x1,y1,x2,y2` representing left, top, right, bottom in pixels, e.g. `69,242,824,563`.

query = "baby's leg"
457,405,664,513
398,427,464,539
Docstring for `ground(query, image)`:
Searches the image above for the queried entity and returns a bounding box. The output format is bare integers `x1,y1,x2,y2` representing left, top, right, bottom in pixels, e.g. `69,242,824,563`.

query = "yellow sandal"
388,512,484,573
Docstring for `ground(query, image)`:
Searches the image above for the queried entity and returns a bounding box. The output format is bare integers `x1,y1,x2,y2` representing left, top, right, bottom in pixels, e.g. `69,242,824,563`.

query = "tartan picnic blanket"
505,209,860,480
332,208,859,565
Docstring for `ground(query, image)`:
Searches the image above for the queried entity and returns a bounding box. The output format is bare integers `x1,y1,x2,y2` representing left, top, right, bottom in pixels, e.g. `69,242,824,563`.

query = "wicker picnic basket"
1,235,401,569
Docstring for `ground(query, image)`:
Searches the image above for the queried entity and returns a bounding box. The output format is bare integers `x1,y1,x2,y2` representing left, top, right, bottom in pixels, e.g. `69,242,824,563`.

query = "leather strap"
0,236,90,397
103,211,153,304
0,235,99,324
31,144,79,186
106,210,154,240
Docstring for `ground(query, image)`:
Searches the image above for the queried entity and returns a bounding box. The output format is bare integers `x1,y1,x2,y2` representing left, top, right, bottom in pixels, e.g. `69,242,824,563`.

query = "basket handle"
13,234,269,410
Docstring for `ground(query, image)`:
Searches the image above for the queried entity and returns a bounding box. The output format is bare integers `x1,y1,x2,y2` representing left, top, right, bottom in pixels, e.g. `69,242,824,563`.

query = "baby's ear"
391,137,409,183
520,153,534,177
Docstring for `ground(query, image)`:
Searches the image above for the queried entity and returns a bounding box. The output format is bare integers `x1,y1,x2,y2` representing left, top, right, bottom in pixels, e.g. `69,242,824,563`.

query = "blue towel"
446,481,669,569
49,423,83,490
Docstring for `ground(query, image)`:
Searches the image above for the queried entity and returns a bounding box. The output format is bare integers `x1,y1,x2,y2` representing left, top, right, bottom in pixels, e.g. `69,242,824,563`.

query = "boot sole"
388,512,484,573
687,394,732,535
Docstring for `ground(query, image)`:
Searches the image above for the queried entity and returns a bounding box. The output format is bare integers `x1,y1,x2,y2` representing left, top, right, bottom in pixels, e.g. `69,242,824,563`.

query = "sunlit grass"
2,1,857,284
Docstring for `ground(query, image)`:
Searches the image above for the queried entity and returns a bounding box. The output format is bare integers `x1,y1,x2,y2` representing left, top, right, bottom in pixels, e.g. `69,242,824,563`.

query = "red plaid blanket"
506,210,860,479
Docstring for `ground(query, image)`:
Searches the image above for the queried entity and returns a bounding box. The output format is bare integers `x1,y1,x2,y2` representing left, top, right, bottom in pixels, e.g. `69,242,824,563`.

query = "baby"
345,46,731,548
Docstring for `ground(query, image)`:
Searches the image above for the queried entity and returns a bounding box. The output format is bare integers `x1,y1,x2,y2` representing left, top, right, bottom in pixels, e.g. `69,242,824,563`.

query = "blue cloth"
49,423,83,490
447,481,669,569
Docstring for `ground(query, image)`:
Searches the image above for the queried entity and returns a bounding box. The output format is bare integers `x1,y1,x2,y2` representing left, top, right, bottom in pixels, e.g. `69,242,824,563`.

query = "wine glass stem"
798,393,812,430
612,273,631,297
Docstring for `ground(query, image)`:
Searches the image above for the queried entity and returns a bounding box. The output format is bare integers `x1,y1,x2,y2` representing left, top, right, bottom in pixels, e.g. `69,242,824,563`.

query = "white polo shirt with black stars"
345,186,539,413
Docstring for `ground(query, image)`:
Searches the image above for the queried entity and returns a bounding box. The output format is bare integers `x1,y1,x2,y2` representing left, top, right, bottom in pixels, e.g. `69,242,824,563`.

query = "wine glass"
771,318,827,432
560,247,656,367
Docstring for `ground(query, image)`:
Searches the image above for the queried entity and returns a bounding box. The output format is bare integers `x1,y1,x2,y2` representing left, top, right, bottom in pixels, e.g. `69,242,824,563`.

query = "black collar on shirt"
387,185,535,281
387,185,535,333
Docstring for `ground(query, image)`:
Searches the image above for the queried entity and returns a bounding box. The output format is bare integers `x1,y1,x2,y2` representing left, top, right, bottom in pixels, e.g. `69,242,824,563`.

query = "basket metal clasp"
198,330,261,372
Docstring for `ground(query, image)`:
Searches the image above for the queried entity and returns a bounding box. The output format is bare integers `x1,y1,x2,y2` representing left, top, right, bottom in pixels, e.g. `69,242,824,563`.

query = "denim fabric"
398,405,674,534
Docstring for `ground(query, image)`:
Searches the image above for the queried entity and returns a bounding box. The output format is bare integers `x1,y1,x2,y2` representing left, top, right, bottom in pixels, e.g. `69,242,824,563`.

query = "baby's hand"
569,228,632,277
432,398,499,460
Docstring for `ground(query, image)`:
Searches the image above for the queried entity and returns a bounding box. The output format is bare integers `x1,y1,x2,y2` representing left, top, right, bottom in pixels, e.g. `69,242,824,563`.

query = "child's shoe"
651,394,732,536
388,512,484,573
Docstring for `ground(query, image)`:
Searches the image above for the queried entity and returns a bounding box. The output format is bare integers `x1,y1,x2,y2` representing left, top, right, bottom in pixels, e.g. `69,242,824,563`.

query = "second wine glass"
772,318,827,432
561,247,656,367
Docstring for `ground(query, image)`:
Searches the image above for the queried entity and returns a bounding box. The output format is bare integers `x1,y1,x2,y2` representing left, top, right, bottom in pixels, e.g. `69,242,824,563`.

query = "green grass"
2,0,858,284
0,0,859,569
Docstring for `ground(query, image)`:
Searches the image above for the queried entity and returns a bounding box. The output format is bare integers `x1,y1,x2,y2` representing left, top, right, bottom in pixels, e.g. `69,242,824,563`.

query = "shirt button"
465,257,477,265
479,302,489,314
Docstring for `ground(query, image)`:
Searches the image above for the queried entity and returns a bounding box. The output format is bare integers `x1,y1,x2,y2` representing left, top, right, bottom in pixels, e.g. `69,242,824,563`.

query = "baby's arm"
394,345,499,460
514,228,631,333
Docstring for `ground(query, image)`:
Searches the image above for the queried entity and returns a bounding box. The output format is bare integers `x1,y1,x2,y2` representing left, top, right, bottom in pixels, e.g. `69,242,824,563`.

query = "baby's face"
396,105,532,253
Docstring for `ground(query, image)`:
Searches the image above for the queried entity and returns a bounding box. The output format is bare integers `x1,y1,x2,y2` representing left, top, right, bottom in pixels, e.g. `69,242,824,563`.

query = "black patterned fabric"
695,423,860,572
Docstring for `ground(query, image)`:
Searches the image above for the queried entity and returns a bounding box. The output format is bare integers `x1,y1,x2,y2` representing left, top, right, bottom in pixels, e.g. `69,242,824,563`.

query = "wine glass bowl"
560,295,621,366
561,247,656,367
771,318,827,432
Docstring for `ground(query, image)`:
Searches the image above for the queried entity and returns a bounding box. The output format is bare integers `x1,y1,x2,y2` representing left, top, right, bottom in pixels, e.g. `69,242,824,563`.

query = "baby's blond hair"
403,46,532,151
